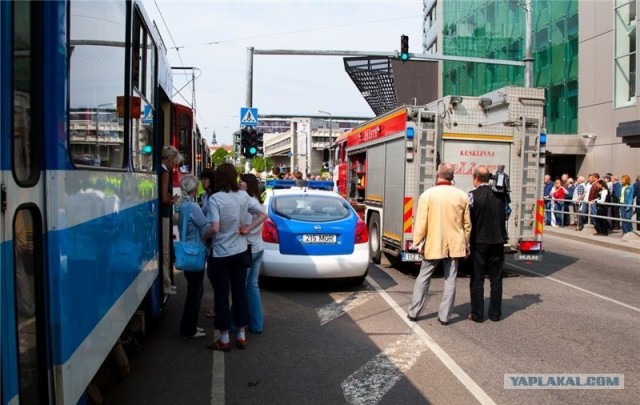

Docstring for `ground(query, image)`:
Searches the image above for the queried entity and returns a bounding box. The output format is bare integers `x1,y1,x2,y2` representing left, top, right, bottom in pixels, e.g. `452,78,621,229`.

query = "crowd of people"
543,172,640,236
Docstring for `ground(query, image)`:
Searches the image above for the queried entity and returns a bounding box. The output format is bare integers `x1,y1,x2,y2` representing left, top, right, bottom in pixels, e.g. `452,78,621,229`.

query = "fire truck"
331,86,546,264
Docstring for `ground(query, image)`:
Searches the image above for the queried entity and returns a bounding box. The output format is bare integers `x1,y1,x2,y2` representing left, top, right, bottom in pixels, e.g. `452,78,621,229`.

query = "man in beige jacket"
407,163,471,325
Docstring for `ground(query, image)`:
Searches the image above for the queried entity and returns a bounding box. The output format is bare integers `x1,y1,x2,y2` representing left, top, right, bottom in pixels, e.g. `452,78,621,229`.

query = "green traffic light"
249,147,257,155
401,53,409,61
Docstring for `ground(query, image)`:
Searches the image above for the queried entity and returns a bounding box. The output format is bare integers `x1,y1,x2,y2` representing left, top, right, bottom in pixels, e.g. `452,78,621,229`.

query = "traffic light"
257,131,264,156
246,127,258,158
400,35,409,61
240,127,250,158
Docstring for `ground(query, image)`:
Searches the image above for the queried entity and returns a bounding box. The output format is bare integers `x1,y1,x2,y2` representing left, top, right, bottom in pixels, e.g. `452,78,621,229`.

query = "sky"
143,0,424,146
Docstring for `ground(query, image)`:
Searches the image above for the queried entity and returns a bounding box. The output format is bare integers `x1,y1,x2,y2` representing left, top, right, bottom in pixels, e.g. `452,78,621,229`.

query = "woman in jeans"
239,173,265,334
619,174,636,235
206,164,267,351
177,175,213,338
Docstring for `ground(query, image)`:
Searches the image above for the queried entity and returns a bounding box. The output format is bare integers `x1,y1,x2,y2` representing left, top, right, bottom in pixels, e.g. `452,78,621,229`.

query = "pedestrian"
161,146,183,296
587,173,601,222
206,163,267,351
467,166,506,322
199,170,217,319
407,163,471,326
239,173,265,334
551,179,567,227
619,174,636,235
611,176,622,230
572,176,586,230
634,174,640,231
178,175,214,339
543,175,553,225
590,179,609,235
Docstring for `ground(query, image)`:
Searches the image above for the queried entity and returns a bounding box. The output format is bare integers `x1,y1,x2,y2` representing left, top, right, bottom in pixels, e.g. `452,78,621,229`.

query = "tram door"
1,1,53,403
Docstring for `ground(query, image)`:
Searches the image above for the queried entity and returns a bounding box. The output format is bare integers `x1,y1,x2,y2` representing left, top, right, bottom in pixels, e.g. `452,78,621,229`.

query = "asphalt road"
103,233,639,404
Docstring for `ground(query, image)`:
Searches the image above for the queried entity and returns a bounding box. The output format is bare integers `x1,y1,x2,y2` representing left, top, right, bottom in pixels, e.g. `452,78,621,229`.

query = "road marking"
508,263,640,313
211,333,225,405
342,335,427,405
317,287,375,325
366,276,497,405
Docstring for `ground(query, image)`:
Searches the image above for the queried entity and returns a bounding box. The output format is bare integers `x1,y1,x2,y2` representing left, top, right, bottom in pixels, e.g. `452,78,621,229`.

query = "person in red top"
551,179,567,227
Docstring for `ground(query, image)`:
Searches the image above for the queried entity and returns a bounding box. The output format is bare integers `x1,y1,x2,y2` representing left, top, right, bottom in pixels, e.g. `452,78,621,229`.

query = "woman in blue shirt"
178,175,214,338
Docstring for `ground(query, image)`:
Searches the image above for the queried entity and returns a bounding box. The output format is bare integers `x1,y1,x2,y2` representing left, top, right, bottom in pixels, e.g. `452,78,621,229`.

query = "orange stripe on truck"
535,199,544,235
403,197,413,234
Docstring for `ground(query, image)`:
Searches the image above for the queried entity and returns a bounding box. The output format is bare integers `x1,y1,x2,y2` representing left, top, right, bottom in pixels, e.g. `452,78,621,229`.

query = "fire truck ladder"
516,114,542,241
416,109,438,196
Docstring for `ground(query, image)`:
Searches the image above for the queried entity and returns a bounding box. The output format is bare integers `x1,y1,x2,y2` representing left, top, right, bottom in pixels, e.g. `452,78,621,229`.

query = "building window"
614,0,637,108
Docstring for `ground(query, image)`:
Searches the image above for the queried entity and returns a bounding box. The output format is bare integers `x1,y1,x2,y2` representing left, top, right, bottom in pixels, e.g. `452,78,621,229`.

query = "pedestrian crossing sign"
240,107,258,127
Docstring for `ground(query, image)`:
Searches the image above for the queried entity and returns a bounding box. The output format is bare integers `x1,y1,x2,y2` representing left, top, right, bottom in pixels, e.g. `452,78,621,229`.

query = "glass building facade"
441,0,578,134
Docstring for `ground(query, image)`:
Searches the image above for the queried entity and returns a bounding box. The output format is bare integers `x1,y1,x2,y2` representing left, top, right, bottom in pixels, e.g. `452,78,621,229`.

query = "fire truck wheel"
368,213,381,264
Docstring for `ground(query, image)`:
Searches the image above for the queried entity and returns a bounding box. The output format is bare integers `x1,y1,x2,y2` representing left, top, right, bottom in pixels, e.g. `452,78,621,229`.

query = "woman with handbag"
177,175,214,339
206,163,267,351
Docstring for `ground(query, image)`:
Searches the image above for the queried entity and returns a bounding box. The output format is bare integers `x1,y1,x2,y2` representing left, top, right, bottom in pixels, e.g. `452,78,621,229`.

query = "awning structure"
616,120,640,147
344,56,398,116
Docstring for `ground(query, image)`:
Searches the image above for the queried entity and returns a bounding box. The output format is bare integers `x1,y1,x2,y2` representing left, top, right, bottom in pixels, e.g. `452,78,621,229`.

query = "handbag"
173,202,206,272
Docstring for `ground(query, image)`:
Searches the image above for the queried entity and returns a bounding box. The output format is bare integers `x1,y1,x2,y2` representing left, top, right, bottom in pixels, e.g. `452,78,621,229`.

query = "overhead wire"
153,0,210,142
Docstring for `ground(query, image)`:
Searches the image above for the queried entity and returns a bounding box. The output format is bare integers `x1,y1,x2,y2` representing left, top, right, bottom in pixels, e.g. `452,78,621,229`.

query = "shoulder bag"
173,202,206,272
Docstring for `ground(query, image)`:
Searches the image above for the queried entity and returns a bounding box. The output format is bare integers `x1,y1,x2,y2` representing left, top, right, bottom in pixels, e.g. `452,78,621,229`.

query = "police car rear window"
272,195,350,222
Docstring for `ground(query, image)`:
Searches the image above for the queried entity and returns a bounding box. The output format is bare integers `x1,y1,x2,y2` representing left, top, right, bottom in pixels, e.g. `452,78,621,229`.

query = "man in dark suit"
634,174,640,231
467,166,507,322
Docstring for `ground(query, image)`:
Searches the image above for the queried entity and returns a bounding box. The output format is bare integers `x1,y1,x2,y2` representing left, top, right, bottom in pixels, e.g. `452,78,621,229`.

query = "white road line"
508,262,640,313
317,288,375,325
211,333,225,405
342,335,428,405
366,276,497,405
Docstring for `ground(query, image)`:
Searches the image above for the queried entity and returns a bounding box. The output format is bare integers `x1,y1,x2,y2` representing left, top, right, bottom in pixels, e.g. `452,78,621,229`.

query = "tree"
250,156,273,173
212,148,229,167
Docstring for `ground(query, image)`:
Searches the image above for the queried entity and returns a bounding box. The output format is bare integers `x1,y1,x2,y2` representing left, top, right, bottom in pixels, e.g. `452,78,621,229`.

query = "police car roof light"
266,179,334,191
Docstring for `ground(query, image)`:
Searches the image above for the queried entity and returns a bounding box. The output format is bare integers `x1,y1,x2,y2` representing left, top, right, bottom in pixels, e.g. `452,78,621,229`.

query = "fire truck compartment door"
442,140,511,193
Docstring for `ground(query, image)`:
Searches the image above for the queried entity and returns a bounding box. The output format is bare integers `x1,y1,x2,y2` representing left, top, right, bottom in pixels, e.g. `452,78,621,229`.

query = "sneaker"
236,338,247,349
196,327,205,333
182,331,206,339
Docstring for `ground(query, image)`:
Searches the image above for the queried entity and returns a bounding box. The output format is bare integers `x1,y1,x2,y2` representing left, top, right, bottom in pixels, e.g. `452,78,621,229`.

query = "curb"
545,228,640,254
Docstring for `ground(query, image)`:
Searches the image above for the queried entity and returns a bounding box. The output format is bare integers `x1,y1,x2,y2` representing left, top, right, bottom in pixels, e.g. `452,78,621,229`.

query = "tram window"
69,0,126,169
13,0,40,186
132,93,155,172
14,207,45,404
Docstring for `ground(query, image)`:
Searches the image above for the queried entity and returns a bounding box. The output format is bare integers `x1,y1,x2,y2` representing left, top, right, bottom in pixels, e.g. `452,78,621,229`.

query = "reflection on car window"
273,195,349,221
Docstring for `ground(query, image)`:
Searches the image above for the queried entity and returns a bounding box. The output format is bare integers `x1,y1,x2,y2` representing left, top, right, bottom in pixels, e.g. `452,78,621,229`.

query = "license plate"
302,234,337,244
402,252,422,262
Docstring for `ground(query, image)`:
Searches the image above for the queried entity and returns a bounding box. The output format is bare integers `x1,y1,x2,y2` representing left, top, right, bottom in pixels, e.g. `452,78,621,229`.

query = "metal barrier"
543,197,640,230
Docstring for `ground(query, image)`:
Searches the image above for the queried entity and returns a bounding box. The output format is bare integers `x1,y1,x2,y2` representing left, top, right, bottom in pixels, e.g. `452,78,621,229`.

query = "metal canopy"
344,56,398,116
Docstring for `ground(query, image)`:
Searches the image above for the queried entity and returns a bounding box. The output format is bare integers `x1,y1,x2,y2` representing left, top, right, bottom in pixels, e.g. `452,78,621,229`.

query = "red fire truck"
331,86,546,264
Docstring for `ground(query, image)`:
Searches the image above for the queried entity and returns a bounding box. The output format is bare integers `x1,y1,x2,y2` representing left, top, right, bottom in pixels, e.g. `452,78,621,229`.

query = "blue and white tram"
1,1,174,403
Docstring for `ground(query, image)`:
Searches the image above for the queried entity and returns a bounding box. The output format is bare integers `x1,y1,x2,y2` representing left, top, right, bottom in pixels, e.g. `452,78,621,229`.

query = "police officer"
467,165,506,322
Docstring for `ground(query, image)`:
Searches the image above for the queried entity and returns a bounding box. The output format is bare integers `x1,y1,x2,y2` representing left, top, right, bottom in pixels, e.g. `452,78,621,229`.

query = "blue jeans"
180,271,204,337
544,200,551,225
621,206,633,234
246,250,264,332
208,252,249,331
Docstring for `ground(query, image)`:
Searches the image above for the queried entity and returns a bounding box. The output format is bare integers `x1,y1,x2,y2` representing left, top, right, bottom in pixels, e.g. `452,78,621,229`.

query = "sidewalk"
544,223,640,254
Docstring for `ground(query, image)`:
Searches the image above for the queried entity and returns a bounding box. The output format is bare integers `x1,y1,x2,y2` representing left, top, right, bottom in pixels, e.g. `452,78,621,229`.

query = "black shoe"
438,318,449,326
489,317,501,322
407,315,417,322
